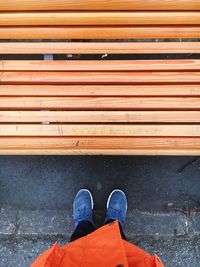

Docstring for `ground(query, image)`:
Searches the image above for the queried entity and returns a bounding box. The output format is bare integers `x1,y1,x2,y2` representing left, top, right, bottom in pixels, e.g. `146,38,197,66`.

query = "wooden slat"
0,111,200,123
2,60,200,71
0,137,199,150
0,85,200,97
0,42,199,54
0,27,199,39
0,97,200,110
0,149,199,156
0,124,199,136
1,12,200,26
0,0,199,11
0,72,200,84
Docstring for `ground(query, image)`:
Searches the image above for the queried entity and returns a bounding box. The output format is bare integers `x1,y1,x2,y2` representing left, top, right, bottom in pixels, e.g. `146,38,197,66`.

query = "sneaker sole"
106,189,128,211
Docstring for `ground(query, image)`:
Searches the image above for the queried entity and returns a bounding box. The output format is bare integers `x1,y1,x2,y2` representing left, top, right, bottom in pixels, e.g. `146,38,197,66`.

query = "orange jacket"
31,221,164,267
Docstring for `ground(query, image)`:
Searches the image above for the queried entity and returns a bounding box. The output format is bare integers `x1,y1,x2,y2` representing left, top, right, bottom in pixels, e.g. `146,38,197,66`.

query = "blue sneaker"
105,189,127,226
73,189,94,228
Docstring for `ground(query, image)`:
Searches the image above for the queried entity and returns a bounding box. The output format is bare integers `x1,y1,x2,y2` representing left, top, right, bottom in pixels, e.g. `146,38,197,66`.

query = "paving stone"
133,236,200,267
18,210,73,236
0,236,200,267
0,238,62,267
124,211,187,238
16,209,188,238
0,208,16,236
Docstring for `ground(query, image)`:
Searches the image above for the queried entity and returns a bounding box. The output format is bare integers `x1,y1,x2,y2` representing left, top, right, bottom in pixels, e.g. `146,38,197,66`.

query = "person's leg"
70,220,95,242
70,189,95,242
105,189,128,241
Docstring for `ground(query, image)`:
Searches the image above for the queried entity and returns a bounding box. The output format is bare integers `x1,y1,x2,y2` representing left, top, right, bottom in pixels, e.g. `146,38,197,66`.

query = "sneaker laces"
107,207,124,223
76,206,92,221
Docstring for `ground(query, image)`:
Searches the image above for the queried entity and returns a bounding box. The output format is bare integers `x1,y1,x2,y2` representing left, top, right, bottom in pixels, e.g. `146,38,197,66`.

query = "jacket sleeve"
30,243,64,267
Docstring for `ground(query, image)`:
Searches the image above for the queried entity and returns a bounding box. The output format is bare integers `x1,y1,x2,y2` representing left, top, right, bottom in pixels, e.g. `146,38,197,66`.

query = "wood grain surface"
0,26,199,39
1,60,200,71
0,0,199,11
0,111,199,122
0,12,199,25
0,42,199,54
0,124,199,136
0,85,200,96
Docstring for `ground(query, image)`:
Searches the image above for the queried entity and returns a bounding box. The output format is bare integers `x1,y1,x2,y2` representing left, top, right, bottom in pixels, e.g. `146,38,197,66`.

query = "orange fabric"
31,221,164,267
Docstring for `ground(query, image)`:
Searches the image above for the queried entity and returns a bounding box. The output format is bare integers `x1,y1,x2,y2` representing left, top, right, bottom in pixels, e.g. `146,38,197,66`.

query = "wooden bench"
0,0,200,155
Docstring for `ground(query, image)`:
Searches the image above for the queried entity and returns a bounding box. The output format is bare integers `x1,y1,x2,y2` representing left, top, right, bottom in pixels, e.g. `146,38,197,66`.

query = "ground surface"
0,155,200,267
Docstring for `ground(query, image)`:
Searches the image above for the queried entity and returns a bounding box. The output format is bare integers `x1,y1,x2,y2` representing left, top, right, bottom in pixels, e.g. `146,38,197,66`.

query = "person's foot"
73,189,94,228
105,189,127,226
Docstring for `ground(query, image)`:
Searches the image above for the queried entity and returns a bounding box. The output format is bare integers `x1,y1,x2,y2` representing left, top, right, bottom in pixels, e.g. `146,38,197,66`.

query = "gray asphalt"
0,156,199,212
